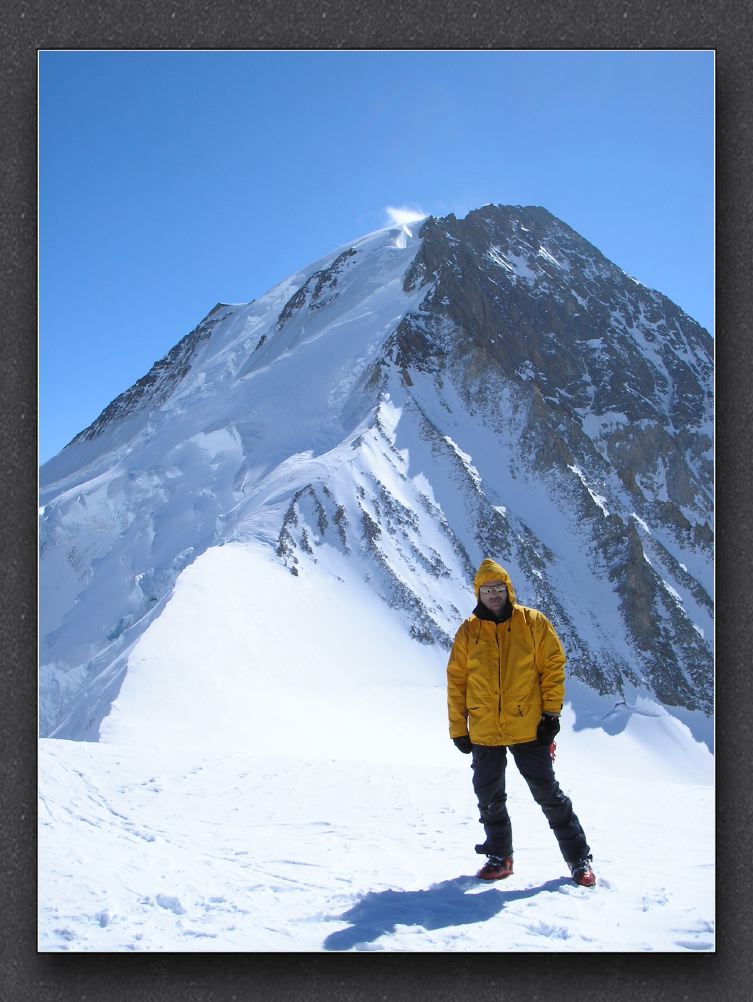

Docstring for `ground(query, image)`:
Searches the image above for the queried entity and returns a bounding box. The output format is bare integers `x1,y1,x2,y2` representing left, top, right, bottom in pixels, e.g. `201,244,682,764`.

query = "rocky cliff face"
403,207,711,514
387,206,713,713
39,205,713,742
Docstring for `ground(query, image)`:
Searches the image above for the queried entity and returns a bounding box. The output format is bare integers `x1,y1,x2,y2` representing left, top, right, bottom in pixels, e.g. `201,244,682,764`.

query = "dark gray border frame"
3,1,749,998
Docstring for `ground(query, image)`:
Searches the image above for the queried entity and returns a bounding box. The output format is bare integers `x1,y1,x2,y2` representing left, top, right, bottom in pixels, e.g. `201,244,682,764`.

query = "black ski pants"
470,741,590,864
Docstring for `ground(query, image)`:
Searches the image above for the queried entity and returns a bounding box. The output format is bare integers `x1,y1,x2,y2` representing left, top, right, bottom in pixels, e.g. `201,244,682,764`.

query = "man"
447,557,596,886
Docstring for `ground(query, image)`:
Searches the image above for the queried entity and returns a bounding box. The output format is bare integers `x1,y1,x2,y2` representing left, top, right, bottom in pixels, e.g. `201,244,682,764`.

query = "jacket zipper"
496,624,502,715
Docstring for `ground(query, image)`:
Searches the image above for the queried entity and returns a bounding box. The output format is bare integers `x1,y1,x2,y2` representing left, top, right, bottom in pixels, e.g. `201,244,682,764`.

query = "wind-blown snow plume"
386,206,428,247
385,206,427,229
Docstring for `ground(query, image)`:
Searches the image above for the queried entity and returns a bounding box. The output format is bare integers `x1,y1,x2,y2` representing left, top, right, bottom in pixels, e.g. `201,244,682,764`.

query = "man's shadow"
322,874,570,951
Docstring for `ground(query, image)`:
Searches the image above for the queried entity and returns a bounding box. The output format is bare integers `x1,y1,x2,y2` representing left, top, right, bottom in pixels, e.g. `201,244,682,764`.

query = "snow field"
38,736,714,952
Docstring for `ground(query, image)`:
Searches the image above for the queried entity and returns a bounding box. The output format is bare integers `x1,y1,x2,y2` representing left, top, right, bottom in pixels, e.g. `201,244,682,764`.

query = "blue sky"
39,49,714,463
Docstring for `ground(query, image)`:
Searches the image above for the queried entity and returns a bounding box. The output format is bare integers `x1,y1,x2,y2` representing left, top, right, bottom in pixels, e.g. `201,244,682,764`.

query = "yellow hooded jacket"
446,559,566,746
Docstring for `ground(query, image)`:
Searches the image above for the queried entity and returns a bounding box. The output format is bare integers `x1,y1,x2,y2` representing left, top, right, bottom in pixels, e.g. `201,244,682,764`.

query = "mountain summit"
39,204,713,745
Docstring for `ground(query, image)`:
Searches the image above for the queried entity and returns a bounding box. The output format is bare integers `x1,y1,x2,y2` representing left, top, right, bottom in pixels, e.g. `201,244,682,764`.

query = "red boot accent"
477,856,514,880
571,861,596,886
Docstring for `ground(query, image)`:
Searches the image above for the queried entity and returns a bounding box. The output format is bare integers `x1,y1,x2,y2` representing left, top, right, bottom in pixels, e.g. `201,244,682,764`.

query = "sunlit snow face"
478,580,507,614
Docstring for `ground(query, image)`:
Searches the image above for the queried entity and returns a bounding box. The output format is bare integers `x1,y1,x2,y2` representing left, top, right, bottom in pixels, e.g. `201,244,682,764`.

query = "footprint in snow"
675,938,714,951
641,889,669,910
156,894,185,914
529,920,571,939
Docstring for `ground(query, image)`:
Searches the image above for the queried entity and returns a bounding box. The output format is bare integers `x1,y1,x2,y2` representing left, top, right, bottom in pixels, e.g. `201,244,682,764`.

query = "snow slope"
39,540,714,952
39,223,429,738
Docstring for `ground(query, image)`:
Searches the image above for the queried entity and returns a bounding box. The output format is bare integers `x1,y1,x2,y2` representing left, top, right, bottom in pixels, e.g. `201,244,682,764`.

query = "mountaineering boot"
477,855,514,880
570,857,596,887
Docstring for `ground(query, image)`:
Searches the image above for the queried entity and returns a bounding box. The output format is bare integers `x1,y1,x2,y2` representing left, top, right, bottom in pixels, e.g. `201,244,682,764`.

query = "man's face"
479,579,508,614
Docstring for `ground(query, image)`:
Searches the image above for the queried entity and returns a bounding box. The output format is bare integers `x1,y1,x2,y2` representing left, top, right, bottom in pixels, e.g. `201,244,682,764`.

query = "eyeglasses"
479,584,507,596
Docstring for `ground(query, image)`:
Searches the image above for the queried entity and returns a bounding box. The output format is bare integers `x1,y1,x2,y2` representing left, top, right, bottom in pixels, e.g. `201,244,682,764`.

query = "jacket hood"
473,558,517,605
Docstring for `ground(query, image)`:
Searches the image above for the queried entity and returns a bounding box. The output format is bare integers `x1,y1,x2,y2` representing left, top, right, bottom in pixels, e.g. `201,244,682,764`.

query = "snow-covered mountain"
39,204,713,747
38,204,715,953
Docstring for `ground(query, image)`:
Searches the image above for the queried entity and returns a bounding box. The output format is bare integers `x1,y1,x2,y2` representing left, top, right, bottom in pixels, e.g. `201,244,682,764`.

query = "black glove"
453,735,473,754
536,712,560,745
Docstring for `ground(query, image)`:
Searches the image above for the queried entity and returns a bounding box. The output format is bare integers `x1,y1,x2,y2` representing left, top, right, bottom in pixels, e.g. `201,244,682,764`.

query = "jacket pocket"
466,706,485,743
